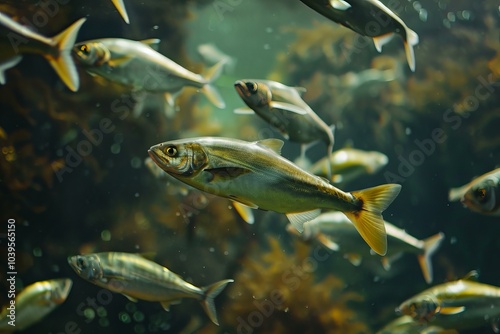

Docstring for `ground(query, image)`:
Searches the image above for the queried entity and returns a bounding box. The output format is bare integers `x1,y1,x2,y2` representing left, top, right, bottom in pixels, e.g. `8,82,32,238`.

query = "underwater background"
1,0,500,333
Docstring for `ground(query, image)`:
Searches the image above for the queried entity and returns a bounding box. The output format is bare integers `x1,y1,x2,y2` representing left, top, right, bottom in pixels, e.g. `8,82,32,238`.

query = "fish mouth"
234,81,249,97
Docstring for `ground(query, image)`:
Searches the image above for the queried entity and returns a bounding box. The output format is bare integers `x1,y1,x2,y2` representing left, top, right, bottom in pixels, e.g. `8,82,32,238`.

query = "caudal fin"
404,28,419,72
201,61,226,109
45,18,86,92
344,184,402,256
201,279,233,325
111,0,130,24
417,232,445,284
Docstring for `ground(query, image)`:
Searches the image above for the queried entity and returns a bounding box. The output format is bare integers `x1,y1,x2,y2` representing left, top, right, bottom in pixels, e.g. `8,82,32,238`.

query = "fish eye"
245,82,258,94
79,45,90,54
164,146,177,157
475,188,488,201
77,257,87,268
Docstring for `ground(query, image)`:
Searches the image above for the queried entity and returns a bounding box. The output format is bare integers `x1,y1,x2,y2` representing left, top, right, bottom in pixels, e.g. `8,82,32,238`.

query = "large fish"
397,271,500,332
73,38,226,110
288,211,444,283
68,252,233,325
148,137,401,255
0,278,72,331
0,12,86,91
234,79,335,177
298,0,419,71
448,168,500,216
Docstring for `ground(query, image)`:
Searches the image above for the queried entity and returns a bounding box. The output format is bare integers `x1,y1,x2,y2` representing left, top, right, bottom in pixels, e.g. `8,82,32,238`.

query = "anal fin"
286,209,321,233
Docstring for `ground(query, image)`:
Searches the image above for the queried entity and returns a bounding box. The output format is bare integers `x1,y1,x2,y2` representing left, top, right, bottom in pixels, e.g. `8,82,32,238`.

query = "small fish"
197,43,236,73
288,211,444,283
0,12,86,91
448,168,500,216
397,271,500,332
73,38,226,111
377,315,458,334
309,147,388,183
0,278,72,331
68,252,233,325
110,0,130,24
148,137,401,255
234,79,335,177
298,0,419,71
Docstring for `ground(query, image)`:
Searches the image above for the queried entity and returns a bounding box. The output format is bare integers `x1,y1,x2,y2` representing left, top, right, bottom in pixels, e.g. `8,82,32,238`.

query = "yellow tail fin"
45,18,86,92
111,0,130,24
344,184,402,256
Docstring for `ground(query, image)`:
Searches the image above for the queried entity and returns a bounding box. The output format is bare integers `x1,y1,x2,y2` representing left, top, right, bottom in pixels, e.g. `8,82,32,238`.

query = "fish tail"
45,18,86,92
111,0,130,24
417,232,445,284
201,279,233,325
403,28,419,72
344,184,402,256
201,61,226,109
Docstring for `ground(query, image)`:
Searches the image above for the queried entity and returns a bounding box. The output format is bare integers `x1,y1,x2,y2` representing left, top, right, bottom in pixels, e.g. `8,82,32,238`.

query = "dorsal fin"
462,270,479,281
140,38,161,50
256,139,283,155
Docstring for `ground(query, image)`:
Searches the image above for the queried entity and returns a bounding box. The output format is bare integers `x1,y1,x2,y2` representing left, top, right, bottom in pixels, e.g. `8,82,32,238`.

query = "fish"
68,252,233,325
288,211,444,283
0,278,72,331
234,79,335,177
298,0,419,71
0,12,86,91
197,43,236,74
308,147,388,183
397,271,500,332
148,136,402,255
73,38,226,112
448,168,500,216
377,315,458,334
110,0,130,24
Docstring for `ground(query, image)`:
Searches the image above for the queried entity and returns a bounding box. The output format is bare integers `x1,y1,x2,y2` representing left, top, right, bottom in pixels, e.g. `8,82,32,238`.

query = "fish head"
73,41,110,67
49,278,73,304
68,254,104,282
396,294,440,322
148,140,209,177
234,80,272,108
462,179,498,214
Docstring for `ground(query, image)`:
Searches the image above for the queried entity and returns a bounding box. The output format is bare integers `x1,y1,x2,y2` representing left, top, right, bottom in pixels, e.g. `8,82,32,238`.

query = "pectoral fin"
269,101,308,115
286,209,322,233
108,55,134,67
140,38,161,50
231,201,255,224
122,294,139,302
439,306,465,315
160,299,182,311
373,33,395,52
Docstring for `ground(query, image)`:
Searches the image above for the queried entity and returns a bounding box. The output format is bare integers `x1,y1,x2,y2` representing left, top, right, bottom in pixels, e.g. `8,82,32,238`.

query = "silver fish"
148,137,402,255
0,278,72,331
308,147,388,183
234,79,335,177
0,12,86,91
73,38,226,110
68,252,233,325
289,211,444,283
449,168,500,216
298,0,419,71
397,271,500,332
197,43,236,74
